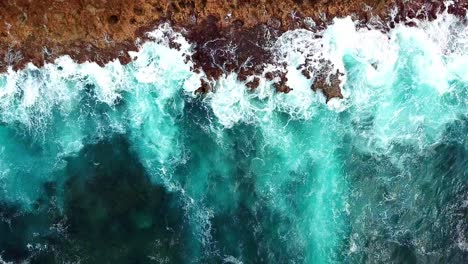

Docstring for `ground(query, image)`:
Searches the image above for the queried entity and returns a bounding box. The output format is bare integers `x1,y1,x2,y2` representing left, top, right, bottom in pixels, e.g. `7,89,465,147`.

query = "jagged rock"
195,79,211,94
246,77,260,90
0,0,466,101
312,70,344,102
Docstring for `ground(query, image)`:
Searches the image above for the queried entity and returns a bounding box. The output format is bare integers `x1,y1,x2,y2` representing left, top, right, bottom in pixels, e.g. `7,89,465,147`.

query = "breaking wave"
0,9,467,264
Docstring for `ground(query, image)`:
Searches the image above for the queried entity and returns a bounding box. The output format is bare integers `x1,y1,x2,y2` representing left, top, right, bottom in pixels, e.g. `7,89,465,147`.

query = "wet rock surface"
0,0,467,100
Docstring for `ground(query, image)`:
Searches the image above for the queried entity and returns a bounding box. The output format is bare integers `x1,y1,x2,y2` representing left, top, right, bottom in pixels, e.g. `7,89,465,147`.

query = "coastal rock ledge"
0,0,466,100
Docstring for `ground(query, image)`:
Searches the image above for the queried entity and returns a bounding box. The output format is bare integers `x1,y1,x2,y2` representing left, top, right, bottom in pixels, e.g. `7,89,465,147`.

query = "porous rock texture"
0,0,466,100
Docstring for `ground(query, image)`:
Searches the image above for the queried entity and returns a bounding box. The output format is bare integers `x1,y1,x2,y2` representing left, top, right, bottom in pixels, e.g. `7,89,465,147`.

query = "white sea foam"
0,6,465,263
0,6,466,220
202,11,466,130
0,12,466,131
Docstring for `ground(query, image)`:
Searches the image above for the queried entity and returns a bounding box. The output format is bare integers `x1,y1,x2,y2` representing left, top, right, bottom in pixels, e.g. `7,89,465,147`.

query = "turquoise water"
0,15,467,263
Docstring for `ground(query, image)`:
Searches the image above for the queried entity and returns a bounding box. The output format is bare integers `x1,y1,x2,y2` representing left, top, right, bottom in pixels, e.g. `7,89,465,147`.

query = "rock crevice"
0,0,466,100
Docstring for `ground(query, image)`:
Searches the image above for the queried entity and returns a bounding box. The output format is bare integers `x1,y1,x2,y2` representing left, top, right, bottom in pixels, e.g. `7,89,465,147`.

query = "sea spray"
0,11,466,263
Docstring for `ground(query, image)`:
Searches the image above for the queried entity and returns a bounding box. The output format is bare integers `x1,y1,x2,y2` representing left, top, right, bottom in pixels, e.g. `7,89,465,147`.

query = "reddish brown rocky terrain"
0,0,467,100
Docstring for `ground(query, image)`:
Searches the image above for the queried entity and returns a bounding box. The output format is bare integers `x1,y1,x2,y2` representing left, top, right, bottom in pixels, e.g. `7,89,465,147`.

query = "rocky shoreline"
0,0,466,100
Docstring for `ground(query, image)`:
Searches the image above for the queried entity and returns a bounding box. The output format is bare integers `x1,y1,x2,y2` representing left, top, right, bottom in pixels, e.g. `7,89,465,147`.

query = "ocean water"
0,11,467,264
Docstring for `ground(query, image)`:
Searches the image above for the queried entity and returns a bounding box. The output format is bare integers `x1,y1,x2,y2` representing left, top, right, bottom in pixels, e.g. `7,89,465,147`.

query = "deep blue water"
0,15,467,263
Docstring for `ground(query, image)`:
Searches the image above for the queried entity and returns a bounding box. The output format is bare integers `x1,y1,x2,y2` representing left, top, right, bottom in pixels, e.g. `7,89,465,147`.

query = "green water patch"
61,136,190,263
0,135,191,263
165,99,349,263
176,100,310,263
342,116,468,263
0,15,467,263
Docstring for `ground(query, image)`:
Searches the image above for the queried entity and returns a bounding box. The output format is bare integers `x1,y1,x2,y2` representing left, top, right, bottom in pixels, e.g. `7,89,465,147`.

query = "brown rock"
0,0,466,102
273,71,292,93
312,68,344,103
195,79,211,94
246,77,260,90
301,68,312,79
264,72,275,81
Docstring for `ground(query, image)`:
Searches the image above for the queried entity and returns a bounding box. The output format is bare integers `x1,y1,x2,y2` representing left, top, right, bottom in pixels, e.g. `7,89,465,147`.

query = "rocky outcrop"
0,0,466,101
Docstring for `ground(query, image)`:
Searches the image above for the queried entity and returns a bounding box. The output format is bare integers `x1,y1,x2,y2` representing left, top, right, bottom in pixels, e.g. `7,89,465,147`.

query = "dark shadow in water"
0,135,189,264
59,135,188,263
342,115,468,263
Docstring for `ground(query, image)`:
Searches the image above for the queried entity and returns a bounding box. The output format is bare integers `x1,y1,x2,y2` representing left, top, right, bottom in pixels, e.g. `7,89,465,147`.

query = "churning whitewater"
0,11,467,264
